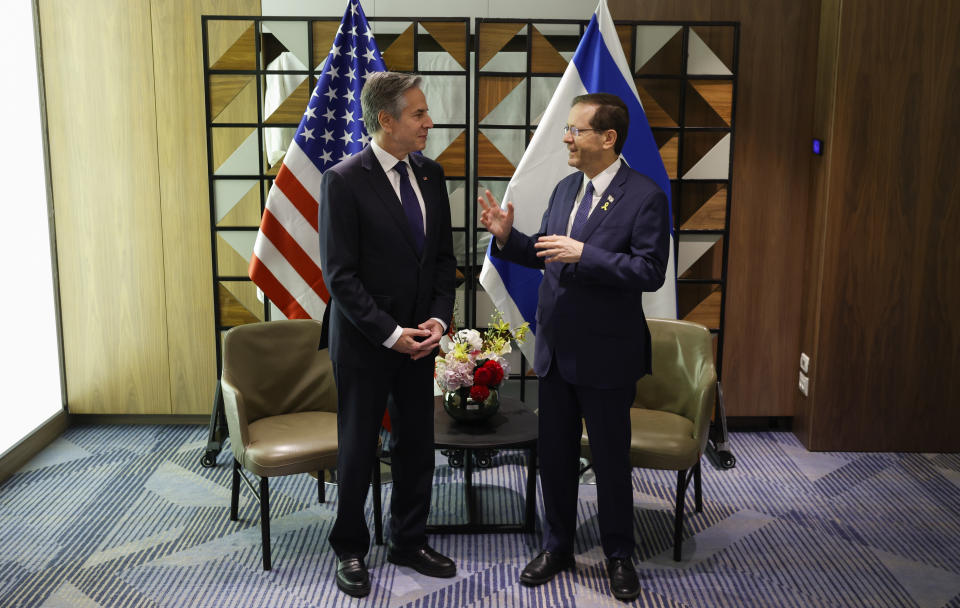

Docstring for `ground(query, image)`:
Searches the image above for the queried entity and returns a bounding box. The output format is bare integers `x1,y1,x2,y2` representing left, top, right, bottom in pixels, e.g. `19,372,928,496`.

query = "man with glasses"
478,93,669,602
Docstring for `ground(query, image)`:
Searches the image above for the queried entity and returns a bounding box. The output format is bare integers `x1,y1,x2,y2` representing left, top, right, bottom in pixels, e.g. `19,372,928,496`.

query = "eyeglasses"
561,125,600,137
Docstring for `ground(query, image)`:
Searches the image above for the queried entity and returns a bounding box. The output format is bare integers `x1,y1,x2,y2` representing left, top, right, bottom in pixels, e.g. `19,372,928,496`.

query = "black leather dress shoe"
519,551,575,586
607,558,640,601
336,556,370,598
387,544,456,578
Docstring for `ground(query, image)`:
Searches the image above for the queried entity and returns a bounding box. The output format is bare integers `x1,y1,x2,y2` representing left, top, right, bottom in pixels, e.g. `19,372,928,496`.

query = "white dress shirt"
565,158,622,236
369,140,427,233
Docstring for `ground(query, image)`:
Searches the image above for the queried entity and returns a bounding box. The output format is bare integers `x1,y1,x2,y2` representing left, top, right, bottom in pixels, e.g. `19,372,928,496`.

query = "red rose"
474,366,492,386
470,384,490,401
484,360,504,385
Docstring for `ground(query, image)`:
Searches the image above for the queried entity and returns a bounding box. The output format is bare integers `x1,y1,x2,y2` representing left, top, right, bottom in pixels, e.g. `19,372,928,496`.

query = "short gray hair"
361,72,423,134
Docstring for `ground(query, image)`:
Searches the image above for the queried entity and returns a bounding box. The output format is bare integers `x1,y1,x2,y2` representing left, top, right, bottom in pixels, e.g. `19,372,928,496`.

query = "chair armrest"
689,366,717,452
221,378,250,463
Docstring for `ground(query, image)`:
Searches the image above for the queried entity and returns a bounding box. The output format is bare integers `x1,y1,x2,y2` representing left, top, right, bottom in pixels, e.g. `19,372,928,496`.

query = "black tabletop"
433,395,538,450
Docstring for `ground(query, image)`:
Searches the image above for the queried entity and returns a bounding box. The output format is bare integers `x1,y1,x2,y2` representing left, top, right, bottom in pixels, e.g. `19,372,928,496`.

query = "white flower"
439,334,454,353
456,328,483,351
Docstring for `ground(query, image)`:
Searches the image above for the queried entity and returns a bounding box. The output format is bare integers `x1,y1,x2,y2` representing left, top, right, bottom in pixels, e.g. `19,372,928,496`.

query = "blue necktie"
569,181,594,240
393,161,425,255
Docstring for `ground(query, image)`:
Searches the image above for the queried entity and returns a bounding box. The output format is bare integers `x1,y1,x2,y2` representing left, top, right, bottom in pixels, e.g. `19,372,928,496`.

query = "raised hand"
478,189,514,243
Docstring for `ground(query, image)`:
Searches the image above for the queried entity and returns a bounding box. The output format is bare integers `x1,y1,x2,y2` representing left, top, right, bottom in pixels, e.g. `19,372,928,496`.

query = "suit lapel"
577,163,629,242
553,172,581,235
361,146,419,256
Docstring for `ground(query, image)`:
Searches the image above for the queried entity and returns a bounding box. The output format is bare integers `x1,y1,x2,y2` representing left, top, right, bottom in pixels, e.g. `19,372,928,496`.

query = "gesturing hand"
534,235,584,264
478,189,514,243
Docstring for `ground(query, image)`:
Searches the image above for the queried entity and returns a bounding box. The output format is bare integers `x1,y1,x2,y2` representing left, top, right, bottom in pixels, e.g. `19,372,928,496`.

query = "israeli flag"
479,0,677,363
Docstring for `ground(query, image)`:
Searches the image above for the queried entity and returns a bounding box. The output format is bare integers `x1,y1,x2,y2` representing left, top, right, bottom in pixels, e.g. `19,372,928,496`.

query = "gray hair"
361,72,423,134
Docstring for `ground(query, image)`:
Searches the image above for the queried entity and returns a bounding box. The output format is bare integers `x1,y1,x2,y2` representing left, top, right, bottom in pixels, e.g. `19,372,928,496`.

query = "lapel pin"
601,201,610,211
422,176,428,181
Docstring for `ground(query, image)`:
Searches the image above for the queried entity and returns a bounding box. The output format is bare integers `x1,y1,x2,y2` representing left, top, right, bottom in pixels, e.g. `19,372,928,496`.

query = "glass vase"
443,387,500,423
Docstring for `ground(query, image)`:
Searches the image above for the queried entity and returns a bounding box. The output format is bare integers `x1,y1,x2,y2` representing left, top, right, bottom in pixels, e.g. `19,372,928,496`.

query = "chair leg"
372,459,384,545
318,471,325,503
673,469,688,562
230,459,240,521
260,477,272,571
694,460,703,513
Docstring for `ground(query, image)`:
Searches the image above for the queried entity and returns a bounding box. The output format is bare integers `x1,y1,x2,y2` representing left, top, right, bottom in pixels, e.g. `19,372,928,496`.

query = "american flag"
249,0,386,319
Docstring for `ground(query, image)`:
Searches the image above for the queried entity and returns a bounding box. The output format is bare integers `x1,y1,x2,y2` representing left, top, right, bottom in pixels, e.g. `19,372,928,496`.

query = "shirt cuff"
382,325,402,349
430,317,448,333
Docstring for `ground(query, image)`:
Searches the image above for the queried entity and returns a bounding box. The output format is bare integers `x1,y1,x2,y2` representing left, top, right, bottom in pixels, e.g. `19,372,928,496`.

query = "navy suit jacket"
318,146,456,369
493,163,669,389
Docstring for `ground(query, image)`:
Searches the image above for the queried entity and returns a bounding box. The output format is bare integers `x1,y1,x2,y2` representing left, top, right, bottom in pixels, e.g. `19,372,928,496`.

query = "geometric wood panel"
530,26,568,73
474,17,737,379
478,76,525,122
680,187,726,230
264,79,311,124
311,21,340,69
205,15,469,348
421,21,468,70
435,130,467,177
682,287,722,328
209,23,256,71
381,23,414,72
478,22,525,70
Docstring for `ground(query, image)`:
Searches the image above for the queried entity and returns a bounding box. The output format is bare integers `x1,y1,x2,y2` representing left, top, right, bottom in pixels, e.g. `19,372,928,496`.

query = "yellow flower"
452,342,472,362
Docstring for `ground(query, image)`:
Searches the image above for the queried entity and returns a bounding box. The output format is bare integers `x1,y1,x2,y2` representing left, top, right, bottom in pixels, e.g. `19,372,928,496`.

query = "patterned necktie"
569,181,594,240
393,161,425,255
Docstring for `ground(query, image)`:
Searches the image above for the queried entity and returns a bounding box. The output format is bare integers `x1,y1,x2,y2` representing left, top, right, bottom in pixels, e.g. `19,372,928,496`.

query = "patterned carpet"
1,425,959,607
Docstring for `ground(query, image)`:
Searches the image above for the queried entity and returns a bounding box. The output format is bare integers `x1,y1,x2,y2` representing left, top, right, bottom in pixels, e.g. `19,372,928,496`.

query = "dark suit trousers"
329,356,436,557
538,361,636,559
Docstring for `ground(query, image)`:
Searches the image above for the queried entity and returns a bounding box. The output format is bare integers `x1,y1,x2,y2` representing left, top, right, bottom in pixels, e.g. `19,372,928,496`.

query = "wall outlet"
798,371,809,396
800,352,810,373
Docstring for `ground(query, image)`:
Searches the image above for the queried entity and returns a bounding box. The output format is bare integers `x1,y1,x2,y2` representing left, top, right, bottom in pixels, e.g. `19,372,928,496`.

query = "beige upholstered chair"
582,318,717,561
221,319,382,570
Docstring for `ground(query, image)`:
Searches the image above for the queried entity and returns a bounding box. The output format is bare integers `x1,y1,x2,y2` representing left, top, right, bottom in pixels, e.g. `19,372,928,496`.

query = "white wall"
264,0,600,20
0,2,65,456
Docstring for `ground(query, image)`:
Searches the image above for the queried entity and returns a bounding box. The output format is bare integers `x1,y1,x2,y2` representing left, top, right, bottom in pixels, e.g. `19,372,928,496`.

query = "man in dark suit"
479,93,669,602
318,72,457,598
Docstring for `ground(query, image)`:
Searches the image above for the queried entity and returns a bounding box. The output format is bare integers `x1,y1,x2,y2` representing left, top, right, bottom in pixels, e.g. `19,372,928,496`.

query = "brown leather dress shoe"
335,556,370,598
607,557,640,601
519,551,575,586
387,544,456,578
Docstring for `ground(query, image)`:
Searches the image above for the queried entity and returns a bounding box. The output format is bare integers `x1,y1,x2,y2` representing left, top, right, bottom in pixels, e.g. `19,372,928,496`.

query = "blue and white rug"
1,425,959,607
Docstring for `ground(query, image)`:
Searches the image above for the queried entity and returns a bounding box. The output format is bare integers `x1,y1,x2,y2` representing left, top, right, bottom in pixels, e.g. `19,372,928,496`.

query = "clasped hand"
393,319,444,360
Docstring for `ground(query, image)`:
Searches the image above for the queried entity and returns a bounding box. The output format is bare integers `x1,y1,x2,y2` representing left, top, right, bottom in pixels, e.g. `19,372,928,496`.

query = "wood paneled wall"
40,0,258,414
609,0,822,417
40,0,170,415
796,0,960,451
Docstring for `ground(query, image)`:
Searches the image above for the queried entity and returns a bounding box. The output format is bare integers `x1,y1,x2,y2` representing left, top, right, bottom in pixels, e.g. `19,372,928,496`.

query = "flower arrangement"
434,312,529,403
